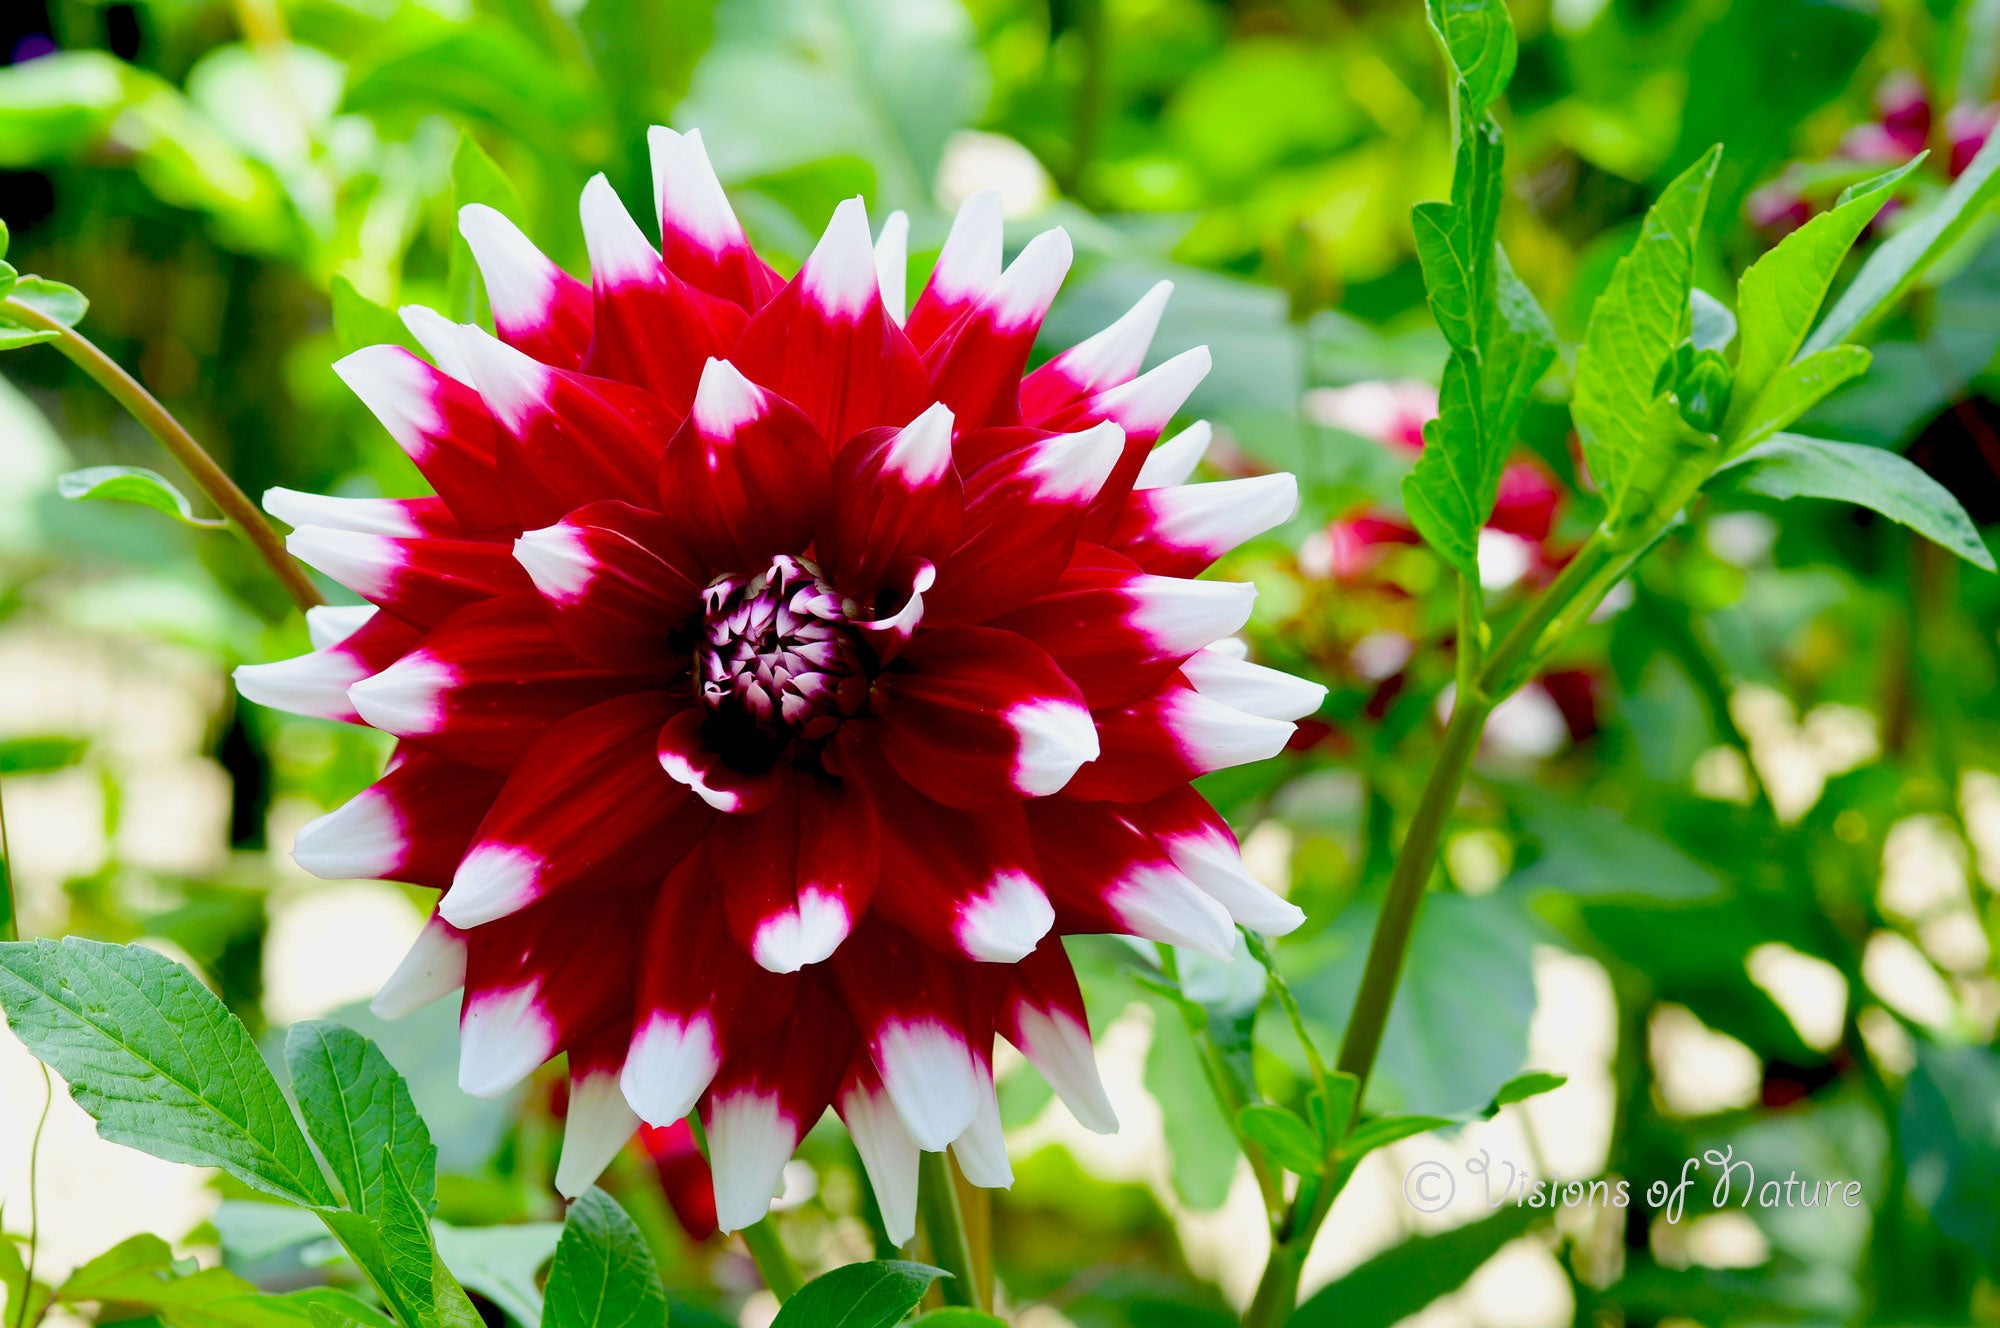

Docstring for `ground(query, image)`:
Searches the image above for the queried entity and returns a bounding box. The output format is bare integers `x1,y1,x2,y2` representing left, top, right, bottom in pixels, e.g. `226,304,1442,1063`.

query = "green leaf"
1401,101,1557,576
432,1222,564,1328
285,1020,438,1219
1804,128,2000,356
1727,344,1871,451
57,466,223,529
771,1262,948,1328
0,325,58,351
0,734,88,775
448,133,524,325
1712,433,1995,571
1424,0,1517,114
0,938,337,1208
541,1189,668,1328
3,274,86,328
1288,1204,1543,1328
1236,1104,1325,1175
1573,147,1721,523
1504,796,1723,902
909,1314,1008,1328
1339,1114,1454,1164
58,1233,316,1328
284,1290,398,1328
1308,1072,1360,1147
1484,1071,1567,1115
1690,288,1735,352
318,1155,480,1328
0,217,9,260
0,259,16,300
330,276,419,358
1731,161,1915,417
1900,1042,2000,1266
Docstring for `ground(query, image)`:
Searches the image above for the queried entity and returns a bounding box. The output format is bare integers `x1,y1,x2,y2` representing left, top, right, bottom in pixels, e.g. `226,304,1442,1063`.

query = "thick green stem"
0,770,16,944
919,1151,981,1309
2,296,322,612
740,1218,805,1302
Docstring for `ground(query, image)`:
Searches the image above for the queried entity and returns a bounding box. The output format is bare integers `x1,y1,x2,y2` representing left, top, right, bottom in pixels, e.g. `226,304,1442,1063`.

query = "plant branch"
15,1064,51,1328
0,770,16,945
1,297,321,612
740,1217,805,1302
919,1150,981,1309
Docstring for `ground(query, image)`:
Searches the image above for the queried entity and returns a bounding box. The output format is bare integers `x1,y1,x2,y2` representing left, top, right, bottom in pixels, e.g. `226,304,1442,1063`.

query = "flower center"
696,555,867,742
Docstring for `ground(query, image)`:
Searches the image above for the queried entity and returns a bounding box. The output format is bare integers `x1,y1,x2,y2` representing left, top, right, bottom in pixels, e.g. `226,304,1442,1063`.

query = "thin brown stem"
1,297,321,612
15,1064,51,1328
0,768,16,944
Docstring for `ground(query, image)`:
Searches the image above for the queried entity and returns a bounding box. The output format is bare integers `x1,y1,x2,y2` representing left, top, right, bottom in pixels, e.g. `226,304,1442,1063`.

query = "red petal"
867,775,1053,962
1024,797,1235,956
235,609,422,724
513,500,703,671
284,527,529,627
926,421,1125,625
987,549,1255,707
831,923,984,1150
292,748,504,889
458,204,594,370
922,228,1071,430
1059,678,1294,802
994,938,1118,1132
818,403,962,600
868,626,1097,806
649,128,783,310
456,327,678,529
578,174,748,415
1108,473,1299,578
656,706,785,815
658,359,830,577
730,198,930,445
705,775,879,973
1018,279,1173,425
347,595,642,771
333,346,515,532
904,191,1001,352
443,692,710,927
263,489,461,540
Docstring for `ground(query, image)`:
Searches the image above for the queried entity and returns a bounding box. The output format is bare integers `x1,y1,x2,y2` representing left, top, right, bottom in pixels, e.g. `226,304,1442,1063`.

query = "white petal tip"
440,843,541,928
620,1015,721,1126
1009,699,1100,796
555,1071,641,1199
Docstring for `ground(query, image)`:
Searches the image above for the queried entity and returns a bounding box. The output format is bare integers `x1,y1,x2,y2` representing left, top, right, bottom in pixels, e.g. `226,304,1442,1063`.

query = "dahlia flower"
238,128,1320,1237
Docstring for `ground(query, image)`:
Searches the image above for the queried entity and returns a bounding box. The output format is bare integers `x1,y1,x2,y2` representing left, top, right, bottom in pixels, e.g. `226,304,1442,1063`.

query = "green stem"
2,296,322,613
740,1218,805,1302
15,1064,51,1328
0,767,16,944
1161,947,1285,1220
918,1151,980,1309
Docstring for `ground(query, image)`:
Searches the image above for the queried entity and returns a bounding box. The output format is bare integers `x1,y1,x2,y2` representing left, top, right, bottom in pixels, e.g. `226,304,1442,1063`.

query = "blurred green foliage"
1,0,1999,1322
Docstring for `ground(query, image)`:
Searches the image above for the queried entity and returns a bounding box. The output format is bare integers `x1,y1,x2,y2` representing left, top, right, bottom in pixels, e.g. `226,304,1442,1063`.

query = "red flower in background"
640,1120,720,1241
238,130,1321,1236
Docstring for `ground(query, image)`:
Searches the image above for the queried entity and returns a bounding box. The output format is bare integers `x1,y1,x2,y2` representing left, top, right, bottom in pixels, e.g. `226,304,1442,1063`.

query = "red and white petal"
658,359,830,575
458,203,594,370
834,926,984,1149
702,987,851,1232
989,557,1255,708
819,402,961,598
624,867,772,1125
949,1066,1012,1188
399,305,475,385
1026,798,1236,956
461,901,643,1097
1019,279,1174,425
304,603,377,650
655,707,784,815
347,596,635,771
707,776,877,973
928,421,1125,624
1137,786,1303,936
923,227,1072,431
868,781,1052,962
1065,347,1212,536
371,913,468,1020
557,1031,642,1199
996,939,1117,1133
905,190,1002,351
731,197,931,445
835,1061,919,1244
513,500,702,671
870,627,1097,806
235,609,421,723
332,346,513,531
443,692,704,927
1063,681,1295,802
293,750,503,888
578,173,747,414
286,525,529,626
648,126,782,310
263,488,458,539
1110,473,1299,578
1134,420,1211,491
454,325,677,529
849,560,935,662
1179,647,1326,722
876,209,909,325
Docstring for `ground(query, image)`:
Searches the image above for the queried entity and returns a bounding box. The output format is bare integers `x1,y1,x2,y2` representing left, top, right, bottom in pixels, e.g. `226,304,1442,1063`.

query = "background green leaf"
541,1189,668,1328
770,1262,948,1328
57,466,223,529
285,1020,439,1219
